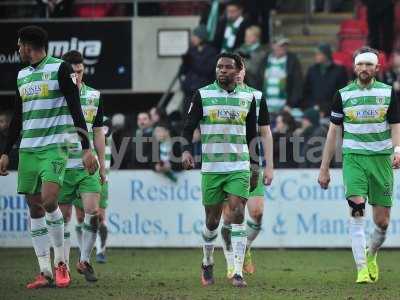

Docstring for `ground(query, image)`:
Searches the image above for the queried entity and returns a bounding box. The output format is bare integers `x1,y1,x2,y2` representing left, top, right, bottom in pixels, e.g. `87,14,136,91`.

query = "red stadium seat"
333,51,352,67
338,36,367,54
339,19,368,36
378,52,388,72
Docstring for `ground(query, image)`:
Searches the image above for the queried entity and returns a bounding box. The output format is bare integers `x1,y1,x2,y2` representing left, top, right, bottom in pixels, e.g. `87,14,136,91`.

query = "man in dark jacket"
362,0,394,56
303,43,348,114
181,24,217,113
213,0,251,53
255,36,303,113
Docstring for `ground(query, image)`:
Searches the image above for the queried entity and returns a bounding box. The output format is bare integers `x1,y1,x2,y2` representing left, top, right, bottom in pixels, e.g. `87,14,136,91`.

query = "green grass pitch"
0,248,399,299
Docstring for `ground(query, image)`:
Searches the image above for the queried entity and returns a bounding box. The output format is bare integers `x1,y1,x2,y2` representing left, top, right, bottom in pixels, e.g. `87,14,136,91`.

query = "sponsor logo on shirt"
20,83,49,99
346,107,387,122
209,108,246,122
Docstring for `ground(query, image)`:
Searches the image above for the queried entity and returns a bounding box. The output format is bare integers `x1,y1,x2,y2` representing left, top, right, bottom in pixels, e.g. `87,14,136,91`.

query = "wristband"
394,146,400,154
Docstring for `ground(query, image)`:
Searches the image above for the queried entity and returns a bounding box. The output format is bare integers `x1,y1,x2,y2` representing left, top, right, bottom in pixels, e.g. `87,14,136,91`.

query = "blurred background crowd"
1,0,400,176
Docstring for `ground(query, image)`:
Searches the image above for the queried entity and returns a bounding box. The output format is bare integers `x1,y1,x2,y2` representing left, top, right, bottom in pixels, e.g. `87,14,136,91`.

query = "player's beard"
357,71,374,85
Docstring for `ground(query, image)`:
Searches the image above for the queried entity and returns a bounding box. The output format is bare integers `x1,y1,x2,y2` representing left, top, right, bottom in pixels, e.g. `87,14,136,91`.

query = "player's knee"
375,218,389,231
231,205,245,224
42,200,57,212
347,200,365,217
28,203,45,218
89,213,100,231
206,217,219,231
250,208,263,224
205,213,220,231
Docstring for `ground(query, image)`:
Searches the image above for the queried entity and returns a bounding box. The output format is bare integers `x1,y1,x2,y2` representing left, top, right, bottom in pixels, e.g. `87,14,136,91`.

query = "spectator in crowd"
0,110,18,170
383,50,400,93
362,0,394,56
245,0,277,43
255,36,303,114
153,125,177,182
299,110,341,168
303,43,348,114
0,111,11,155
236,25,267,88
109,113,131,169
181,24,217,113
213,0,251,53
149,106,168,127
36,0,74,17
130,112,154,169
294,107,321,166
273,111,298,168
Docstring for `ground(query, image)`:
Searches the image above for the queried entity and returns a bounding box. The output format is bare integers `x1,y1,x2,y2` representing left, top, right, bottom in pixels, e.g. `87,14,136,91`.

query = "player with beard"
318,46,400,283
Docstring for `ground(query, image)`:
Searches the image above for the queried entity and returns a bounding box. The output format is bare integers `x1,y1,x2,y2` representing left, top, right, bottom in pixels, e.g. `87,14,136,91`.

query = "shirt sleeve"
92,97,104,128
258,95,270,126
2,89,22,155
181,91,203,153
58,62,90,149
330,91,344,125
246,98,259,165
387,88,400,124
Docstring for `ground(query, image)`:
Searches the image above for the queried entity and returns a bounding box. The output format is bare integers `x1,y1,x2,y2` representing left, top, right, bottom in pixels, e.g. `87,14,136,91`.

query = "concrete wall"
132,16,199,92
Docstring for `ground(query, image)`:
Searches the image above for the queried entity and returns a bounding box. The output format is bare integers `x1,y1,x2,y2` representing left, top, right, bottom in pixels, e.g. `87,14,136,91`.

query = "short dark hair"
17,25,48,50
226,0,243,8
62,50,84,65
216,52,244,70
353,46,379,61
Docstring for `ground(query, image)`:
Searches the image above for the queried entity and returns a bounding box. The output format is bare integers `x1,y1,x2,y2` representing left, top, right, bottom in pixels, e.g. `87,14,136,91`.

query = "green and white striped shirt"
17,56,75,150
263,55,287,113
194,82,256,173
330,80,399,155
67,83,101,169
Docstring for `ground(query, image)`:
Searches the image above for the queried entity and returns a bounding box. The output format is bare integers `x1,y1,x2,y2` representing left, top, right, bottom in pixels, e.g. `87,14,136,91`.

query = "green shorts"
201,171,250,206
249,170,265,198
343,153,393,207
58,168,101,205
18,147,68,194
73,181,108,209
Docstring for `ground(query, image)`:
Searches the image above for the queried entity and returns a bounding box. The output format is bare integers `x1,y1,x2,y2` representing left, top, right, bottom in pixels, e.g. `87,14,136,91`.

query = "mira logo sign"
48,37,102,66
0,195,29,233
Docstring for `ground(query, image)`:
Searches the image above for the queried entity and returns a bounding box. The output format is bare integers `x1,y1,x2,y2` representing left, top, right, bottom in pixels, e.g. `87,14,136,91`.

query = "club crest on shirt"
42,72,51,81
376,96,385,105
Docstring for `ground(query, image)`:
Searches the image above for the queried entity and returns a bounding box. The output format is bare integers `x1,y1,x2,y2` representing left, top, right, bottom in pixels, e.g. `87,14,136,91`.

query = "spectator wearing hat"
236,26,268,87
255,36,303,114
181,24,217,114
303,43,348,115
212,0,252,53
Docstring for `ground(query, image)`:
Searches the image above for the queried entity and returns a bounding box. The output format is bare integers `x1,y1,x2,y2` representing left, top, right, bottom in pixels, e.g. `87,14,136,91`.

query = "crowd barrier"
1,170,400,247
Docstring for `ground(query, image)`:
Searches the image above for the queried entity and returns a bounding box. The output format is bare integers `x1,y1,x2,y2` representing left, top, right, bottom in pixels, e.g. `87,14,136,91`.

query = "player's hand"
82,150,98,175
250,166,259,192
182,151,195,170
318,168,330,189
263,166,273,186
0,154,9,176
99,165,107,185
393,153,400,169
